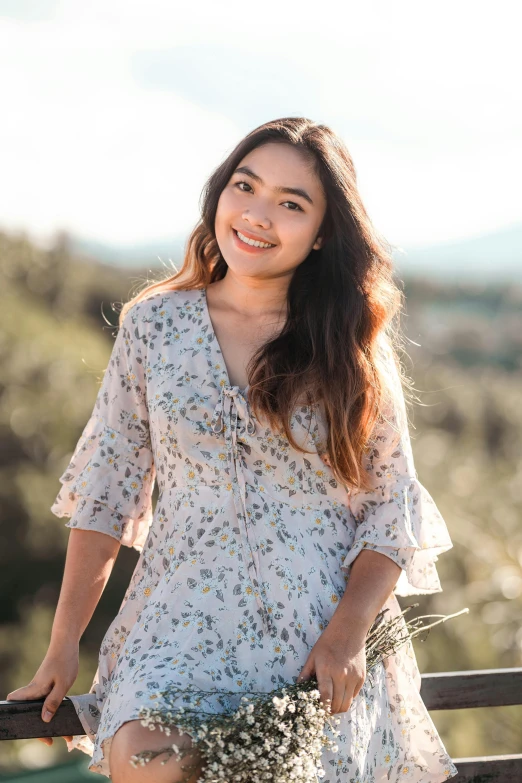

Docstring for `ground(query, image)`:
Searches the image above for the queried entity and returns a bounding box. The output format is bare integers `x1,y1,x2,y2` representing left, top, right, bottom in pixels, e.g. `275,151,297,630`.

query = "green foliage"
0,230,521,771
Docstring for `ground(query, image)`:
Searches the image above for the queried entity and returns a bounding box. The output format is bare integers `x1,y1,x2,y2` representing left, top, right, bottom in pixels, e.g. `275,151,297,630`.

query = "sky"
0,0,520,253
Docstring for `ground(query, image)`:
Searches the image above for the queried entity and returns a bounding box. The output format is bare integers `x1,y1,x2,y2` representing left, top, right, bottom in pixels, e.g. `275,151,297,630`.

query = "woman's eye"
234,181,303,212
235,181,253,193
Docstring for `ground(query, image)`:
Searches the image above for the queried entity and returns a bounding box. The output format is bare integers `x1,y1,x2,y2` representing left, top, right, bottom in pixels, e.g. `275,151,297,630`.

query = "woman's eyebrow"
233,165,314,206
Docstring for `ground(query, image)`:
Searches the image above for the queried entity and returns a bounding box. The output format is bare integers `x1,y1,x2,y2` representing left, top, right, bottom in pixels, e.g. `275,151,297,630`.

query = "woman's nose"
242,210,271,229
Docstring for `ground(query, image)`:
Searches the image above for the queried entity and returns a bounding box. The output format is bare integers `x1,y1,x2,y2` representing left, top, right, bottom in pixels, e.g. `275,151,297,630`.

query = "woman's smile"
231,227,277,254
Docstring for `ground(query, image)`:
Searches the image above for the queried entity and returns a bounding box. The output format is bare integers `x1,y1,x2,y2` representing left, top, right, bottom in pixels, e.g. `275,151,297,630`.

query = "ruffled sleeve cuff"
341,477,453,596
50,413,156,552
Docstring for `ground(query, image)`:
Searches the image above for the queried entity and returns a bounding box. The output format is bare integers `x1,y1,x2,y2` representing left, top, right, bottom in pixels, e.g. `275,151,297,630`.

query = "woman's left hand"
296,621,367,715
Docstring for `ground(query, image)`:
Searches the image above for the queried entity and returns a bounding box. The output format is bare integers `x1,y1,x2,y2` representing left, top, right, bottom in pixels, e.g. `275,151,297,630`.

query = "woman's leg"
109,718,205,783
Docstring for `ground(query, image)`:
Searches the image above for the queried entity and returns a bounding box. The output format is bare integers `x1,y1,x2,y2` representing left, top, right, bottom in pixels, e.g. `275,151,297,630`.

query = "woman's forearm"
48,528,121,651
331,548,402,637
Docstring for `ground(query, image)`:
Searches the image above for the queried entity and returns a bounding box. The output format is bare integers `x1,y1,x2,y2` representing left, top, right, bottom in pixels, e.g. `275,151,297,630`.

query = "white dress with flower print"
51,287,458,781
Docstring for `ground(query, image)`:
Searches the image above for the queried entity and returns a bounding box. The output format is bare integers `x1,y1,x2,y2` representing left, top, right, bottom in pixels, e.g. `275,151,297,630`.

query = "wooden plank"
0,698,83,740
452,754,522,782
1,667,522,739
420,668,522,711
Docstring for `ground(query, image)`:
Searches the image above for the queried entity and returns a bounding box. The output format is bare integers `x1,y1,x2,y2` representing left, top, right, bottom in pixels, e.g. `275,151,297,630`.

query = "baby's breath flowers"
130,604,468,783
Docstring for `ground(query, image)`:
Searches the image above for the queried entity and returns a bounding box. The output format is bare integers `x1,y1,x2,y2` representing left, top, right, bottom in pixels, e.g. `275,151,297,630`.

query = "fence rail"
2,668,522,782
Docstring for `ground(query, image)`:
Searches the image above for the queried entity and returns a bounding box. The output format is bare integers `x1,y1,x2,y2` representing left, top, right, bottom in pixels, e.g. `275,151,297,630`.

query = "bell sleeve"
50,301,156,552
341,348,453,596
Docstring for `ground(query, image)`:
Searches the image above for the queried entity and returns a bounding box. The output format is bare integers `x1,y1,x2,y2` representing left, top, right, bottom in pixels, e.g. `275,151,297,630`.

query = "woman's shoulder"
122,287,203,327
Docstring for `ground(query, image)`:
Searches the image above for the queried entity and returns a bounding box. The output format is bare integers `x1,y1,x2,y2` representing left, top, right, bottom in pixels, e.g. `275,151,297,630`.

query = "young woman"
7,117,457,782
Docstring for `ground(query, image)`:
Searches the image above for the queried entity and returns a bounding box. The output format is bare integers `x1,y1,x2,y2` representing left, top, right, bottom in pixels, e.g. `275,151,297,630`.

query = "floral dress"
51,287,458,781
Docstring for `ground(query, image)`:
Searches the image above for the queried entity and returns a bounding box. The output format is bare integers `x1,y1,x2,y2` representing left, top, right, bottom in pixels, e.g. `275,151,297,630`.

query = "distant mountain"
393,222,522,282
71,235,188,269
71,222,522,282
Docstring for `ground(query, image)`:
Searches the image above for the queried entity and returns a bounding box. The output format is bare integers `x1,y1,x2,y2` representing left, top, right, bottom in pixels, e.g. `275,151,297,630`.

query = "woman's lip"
232,228,276,253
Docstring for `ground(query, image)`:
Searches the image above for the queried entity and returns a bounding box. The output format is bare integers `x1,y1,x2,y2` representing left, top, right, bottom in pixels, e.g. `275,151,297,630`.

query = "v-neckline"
201,287,250,396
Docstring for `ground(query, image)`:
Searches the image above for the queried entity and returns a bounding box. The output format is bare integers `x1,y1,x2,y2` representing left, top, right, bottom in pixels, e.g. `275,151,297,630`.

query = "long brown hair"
120,117,412,492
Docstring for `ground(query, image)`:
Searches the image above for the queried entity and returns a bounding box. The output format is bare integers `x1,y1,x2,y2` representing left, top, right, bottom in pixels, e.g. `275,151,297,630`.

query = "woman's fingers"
7,679,69,743
339,682,354,714
317,674,334,714
6,681,46,701
37,735,73,746
41,683,67,723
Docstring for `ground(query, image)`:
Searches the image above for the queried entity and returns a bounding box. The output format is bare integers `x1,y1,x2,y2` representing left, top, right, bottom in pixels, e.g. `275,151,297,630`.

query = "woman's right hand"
6,640,80,746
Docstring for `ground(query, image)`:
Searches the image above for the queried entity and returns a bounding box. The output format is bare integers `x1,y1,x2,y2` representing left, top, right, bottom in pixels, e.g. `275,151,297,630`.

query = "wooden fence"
1,667,522,782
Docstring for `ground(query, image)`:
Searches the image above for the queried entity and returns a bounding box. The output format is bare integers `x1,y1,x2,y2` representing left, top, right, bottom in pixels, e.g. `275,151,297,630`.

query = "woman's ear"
312,235,324,251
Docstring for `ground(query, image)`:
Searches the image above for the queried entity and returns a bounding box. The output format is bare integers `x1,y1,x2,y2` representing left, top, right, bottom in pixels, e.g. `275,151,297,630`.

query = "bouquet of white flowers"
130,604,468,783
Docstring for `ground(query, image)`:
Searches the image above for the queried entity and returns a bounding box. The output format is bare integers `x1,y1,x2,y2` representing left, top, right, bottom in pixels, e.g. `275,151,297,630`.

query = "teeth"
236,230,274,249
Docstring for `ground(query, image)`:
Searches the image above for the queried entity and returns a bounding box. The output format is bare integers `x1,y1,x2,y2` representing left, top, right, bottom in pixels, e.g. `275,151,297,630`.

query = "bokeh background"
1,1,521,779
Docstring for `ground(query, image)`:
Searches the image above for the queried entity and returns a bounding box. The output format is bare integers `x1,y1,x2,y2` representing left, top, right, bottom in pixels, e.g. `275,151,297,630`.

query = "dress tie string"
211,386,256,447
209,386,273,633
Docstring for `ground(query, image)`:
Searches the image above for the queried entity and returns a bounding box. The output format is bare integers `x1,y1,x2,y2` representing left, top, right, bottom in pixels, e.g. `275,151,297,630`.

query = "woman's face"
215,142,327,282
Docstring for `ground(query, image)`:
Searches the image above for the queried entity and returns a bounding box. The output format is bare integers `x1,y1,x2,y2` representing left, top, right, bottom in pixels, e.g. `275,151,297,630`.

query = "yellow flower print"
143,587,151,597
331,593,339,603
113,524,119,532
218,453,227,462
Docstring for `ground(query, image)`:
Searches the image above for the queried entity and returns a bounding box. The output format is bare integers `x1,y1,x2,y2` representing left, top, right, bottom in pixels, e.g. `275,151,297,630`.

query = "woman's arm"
49,528,121,651
297,549,400,714
6,529,120,740
330,548,401,636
